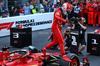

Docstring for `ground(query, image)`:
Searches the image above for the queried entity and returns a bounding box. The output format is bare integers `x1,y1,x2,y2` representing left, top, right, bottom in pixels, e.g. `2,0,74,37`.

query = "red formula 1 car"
0,46,90,66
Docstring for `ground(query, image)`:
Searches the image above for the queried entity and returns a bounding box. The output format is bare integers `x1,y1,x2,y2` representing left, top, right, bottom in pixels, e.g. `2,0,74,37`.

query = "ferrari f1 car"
0,46,90,66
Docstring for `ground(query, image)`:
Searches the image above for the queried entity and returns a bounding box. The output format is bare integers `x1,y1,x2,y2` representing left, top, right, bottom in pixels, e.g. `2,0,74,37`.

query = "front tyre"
68,53,80,66
70,57,79,66
59,53,80,66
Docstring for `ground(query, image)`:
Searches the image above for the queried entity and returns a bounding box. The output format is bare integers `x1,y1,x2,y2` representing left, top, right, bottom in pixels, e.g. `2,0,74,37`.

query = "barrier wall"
0,12,54,37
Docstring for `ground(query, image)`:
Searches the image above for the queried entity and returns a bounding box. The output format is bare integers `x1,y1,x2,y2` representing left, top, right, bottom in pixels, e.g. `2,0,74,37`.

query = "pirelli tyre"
59,53,80,66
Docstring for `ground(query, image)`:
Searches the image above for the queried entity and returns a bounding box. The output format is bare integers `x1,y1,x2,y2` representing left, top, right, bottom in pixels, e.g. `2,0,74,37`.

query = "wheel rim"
71,59,78,66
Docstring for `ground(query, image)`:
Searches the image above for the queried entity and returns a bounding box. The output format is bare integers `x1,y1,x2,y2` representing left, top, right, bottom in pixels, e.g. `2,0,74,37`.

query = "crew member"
88,0,94,25
93,0,100,27
42,3,72,61
79,1,83,17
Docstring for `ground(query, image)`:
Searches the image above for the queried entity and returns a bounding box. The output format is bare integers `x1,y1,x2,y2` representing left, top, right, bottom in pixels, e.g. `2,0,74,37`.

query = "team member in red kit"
88,0,94,25
42,3,72,61
93,1,100,27
79,1,83,17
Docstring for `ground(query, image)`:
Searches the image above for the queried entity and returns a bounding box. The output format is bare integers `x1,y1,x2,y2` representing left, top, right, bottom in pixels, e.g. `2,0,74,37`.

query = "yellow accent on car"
3,60,5,62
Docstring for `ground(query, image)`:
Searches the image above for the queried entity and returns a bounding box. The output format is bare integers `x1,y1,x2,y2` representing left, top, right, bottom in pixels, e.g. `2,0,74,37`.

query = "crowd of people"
57,0,100,27
0,0,54,18
52,0,100,27
41,0,54,12
0,1,37,18
10,0,38,16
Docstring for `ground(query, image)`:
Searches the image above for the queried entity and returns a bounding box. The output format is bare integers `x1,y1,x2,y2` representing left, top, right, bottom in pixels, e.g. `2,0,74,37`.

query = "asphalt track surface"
0,24,100,66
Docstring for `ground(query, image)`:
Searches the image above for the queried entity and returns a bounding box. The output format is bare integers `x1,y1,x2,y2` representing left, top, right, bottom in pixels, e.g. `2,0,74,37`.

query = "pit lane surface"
0,25,100,66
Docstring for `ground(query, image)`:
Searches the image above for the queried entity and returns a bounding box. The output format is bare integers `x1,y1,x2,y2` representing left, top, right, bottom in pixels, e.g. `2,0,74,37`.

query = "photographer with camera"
71,17,87,55
63,24,75,51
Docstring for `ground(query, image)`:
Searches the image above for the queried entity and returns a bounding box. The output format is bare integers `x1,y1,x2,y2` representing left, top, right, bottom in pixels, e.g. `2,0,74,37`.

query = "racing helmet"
29,46,38,53
63,3,72,15
95,29,99,33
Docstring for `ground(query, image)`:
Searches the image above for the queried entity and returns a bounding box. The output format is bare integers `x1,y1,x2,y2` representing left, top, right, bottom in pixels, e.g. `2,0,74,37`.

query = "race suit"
79,3,83,17
45,8,68,55
93,2,100,26
88,3,94,25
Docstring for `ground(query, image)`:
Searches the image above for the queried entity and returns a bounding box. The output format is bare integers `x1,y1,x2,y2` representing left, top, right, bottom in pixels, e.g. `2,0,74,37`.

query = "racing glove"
68,20,71,23
62,19,68,23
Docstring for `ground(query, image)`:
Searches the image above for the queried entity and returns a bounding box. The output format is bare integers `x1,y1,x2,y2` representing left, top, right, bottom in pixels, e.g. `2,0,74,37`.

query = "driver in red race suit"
42,3,72,61
93,1,100,27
